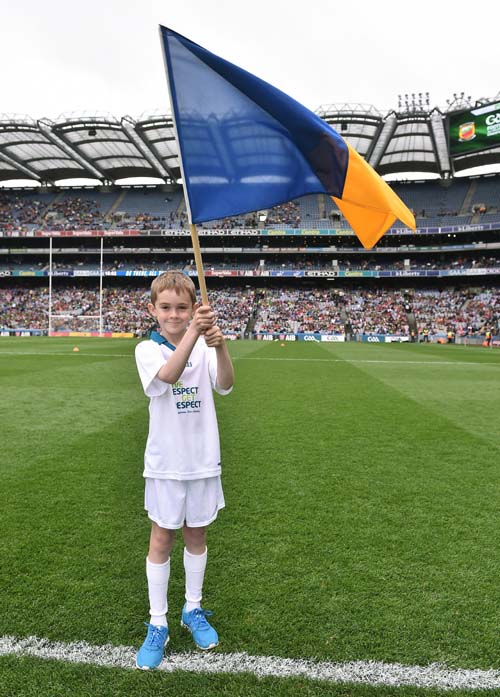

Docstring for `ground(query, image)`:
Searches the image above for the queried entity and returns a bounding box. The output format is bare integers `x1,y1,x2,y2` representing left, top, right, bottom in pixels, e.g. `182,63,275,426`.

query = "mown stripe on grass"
1,351,498,368
2,636,500,691
238,357,499,367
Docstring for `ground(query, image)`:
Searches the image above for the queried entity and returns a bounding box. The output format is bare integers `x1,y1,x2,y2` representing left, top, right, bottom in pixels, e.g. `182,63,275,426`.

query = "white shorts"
144,476,225,529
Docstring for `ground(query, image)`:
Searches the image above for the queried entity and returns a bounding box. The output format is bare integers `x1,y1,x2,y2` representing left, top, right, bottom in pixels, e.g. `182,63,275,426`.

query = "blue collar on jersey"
150,331,176,351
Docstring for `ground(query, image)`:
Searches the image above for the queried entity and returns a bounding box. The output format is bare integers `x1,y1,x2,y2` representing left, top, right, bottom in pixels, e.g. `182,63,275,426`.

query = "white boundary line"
0,351,130,358
2,635,500,690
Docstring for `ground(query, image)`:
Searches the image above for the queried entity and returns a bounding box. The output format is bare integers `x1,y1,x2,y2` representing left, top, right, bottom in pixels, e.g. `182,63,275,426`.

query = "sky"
2,0,499,121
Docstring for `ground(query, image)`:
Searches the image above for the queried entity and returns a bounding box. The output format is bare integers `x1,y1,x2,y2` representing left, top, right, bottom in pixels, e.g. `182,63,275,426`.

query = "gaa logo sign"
458,122,475,141
485,112,500,125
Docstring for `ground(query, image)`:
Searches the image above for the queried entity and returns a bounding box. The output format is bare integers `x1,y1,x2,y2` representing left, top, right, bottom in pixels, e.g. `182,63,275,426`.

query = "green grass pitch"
0,337,499,696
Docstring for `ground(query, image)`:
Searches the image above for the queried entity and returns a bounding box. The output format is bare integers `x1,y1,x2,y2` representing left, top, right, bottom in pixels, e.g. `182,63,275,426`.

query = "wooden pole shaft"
190,223,209,305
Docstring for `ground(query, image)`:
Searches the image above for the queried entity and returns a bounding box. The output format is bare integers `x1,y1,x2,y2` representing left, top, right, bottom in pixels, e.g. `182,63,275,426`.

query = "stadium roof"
0,111,177,185
0,96,499,185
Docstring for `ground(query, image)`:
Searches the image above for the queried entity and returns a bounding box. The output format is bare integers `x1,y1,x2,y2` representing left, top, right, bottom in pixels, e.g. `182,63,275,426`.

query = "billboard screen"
448,101,500,157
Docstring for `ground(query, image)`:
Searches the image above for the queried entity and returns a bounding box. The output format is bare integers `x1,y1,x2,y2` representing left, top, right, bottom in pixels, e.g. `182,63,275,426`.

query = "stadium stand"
111,189,184,229
1,98,499,341
2,285,497,338
2,177,500,231
1,176,499,341
472,178,500,212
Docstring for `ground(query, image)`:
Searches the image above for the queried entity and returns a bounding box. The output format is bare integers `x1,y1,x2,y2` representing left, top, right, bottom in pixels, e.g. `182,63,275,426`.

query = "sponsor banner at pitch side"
254,332,345,342
360,334,410,343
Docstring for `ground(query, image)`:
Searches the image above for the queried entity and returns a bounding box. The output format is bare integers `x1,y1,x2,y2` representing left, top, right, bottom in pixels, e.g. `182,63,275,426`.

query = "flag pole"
190,223,208,305
159,26,210,306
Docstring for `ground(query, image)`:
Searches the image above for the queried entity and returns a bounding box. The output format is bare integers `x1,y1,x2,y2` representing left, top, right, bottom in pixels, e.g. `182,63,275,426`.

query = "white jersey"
135,332,232,480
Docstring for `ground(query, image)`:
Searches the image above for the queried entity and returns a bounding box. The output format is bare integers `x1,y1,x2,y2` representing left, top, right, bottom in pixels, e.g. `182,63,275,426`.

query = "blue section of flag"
160,26,349,224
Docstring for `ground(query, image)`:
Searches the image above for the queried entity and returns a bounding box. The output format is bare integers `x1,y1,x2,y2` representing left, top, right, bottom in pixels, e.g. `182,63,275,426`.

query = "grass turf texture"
0,337,499,695
0,655,495,697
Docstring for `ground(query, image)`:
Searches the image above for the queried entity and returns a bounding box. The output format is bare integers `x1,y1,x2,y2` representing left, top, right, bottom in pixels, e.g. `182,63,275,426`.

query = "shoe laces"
145,623,166,649
189,608,213,631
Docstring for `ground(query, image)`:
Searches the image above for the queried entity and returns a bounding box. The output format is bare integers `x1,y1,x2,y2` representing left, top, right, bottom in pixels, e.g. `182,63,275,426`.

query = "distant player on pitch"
134,271,234,670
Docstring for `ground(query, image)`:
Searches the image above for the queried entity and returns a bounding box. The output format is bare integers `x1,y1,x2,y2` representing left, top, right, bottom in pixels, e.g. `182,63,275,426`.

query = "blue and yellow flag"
160,26,415,249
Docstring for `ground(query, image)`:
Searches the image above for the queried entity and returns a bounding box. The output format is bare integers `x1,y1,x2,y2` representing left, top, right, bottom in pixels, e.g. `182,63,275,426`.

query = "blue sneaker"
136,623,169,670
181,604,219,650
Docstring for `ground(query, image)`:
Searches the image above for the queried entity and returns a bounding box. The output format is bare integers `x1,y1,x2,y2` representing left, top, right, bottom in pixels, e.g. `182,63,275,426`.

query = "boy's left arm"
204,325,234,390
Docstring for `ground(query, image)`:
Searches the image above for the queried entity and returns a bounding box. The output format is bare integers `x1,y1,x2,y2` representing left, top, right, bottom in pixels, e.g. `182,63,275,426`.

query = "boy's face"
149,288,196,341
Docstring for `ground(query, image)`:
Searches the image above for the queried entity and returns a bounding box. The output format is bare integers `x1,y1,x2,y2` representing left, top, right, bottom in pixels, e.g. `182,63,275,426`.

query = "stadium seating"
1,175,499,339
2,176,500,231
472,178,500,211
391,179,470,217
1,285,497,337
113,189,184,224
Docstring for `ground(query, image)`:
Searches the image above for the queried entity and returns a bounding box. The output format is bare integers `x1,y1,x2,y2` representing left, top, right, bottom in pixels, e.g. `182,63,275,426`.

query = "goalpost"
48,236,104,336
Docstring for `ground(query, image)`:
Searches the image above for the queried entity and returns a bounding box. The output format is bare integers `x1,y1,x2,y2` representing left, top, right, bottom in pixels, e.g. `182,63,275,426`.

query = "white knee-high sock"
184,547,207,612
146,557,170,627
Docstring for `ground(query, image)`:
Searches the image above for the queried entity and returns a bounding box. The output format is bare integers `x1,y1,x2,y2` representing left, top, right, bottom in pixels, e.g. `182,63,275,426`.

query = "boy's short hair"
150,271,197,306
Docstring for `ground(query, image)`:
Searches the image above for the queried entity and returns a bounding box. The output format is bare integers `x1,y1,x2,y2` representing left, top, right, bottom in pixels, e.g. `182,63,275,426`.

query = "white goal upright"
48,237,104,336
49,313,102,334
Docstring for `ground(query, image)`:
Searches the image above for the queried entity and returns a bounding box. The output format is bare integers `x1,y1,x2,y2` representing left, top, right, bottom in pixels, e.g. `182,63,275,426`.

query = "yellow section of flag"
333,143,416,249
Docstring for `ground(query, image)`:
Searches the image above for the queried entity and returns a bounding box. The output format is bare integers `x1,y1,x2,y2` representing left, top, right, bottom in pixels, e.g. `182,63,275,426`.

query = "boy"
134,271,234,670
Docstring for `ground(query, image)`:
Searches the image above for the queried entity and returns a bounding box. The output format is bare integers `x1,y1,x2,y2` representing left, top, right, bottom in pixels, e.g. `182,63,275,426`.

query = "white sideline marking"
0,351,130,358
2,636,500,691
0,350,498,368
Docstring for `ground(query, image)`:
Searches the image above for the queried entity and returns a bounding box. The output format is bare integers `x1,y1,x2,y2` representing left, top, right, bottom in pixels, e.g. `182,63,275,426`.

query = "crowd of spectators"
264,201,301,227
0,192,276,233
0,194,48,234
110,210,181,231
0,192,185,233
1,253,499,275
253,288,410,335
457,288,499,332
3,181,500,236
254,287,499,335
2,285,497,337
0,286,254,335
254,289,342,333
42,198,104,230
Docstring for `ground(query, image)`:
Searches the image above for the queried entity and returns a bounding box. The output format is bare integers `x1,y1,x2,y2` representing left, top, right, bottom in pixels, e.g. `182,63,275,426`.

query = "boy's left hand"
204,325,225,347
